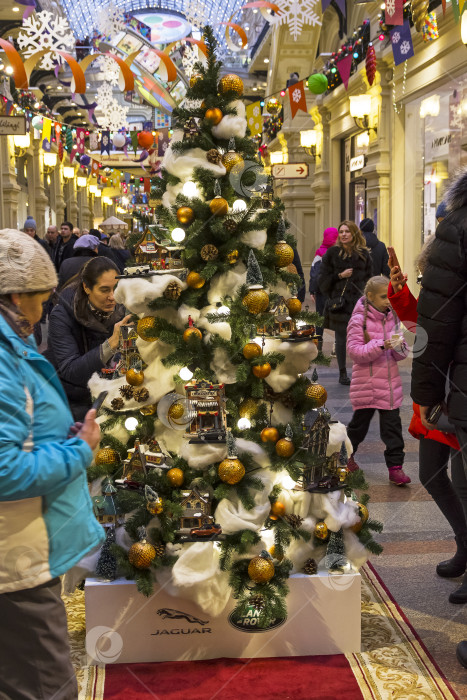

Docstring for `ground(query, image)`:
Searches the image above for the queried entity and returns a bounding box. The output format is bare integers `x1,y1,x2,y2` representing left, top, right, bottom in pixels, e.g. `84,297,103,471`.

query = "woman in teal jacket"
0,229,103,700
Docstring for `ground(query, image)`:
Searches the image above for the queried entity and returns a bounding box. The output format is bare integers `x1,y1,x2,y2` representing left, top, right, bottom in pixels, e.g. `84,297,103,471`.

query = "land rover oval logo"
228,607,286,633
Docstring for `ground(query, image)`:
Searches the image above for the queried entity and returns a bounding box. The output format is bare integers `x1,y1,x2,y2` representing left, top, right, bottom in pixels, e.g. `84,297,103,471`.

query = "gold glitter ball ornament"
218,457,245,484
218,74,244,97
137,316,158,342
261,426,279,443
227,248,238,263
337,466,349,482
205,107,223,125
274,242,294,268
168,402,185,419
266,97,281,115
239,398,258,419
275,437,295,458
176,206,194,225
140,403,157,416
286,297,302,315
305,383,328,408
221,151,244,173
314,521,329,540
209,196,229,217
252,362,271,378
128,539,156,569
167,467,184,487
186,271,205,289
189,73,202,87
242,287,269,314
248,554,275,583
350,503,369,534
242,342,262,360
146,497,163,515
183,326,202,342
200,244,219,261
126,368,145,386
95,447,119,466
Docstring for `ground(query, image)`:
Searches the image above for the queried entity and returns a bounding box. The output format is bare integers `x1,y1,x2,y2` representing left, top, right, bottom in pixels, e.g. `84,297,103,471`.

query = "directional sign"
271,163,309,179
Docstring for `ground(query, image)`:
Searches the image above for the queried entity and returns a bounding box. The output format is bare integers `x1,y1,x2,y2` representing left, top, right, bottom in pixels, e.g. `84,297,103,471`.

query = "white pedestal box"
85,572,361,664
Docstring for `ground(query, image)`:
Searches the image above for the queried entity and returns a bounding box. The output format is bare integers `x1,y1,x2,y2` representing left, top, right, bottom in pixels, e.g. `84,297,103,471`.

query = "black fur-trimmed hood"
446,167,467,212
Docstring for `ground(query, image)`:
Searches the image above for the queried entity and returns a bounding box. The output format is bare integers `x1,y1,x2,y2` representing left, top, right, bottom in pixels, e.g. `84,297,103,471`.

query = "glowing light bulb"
232,199,247,212
125,417,138,431
281,475,297,490
237,417,251,430
171,227,186,242
182,181,198,198
179,366,193,381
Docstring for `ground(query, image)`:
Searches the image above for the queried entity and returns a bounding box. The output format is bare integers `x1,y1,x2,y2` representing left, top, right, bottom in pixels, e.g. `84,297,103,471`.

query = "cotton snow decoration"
212,101,247,139
241,229,268,250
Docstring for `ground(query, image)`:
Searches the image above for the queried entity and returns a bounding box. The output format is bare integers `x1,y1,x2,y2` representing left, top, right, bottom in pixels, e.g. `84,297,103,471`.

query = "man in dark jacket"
360,218,390,276
53,221,78,271
58,234,101,289
411,167,467,667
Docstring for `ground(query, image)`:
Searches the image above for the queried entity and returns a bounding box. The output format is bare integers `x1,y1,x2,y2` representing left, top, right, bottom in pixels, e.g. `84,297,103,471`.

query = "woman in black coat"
47,257,130,420
318,220,372,384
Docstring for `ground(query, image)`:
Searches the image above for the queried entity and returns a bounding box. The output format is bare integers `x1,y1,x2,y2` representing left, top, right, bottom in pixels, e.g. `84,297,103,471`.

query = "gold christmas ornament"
350,503,369,534
209,196,229,217
137,316,158,342
266,97,281,114
242,287,269,314
252,362,271,378
128,539,156,569
286,297,302,315
164,281,182,300
147,497,163,515
270,501,286,517
167,467,184,487
248,554,275,583
205,107,223,125
183,326,202,342
221,151,244,173
411,0,429,32
126,368,144,386
261,426,279,443
218,74,244,97
218,457,245,484
140,403,157,416
200,244,219,261
189,73,202,87
176,206,194,224
274,242,294,268
186,271,206,289
239,398,258,419
314,521,329,540
242,342,262,359
227,248,239,263
305,383,328,408
95,447,119,466
337,466,349,482
275,438,295,458
168,402,185,419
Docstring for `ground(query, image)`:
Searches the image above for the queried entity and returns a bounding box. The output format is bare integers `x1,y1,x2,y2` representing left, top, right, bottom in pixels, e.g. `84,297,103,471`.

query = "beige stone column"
0,136,20,229
27,139,49,237
311,105,332,251
51,166,65,225
64,173,79,226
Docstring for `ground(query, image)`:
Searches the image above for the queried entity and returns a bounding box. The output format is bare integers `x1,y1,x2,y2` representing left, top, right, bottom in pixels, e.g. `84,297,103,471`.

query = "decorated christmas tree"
88,28,382,626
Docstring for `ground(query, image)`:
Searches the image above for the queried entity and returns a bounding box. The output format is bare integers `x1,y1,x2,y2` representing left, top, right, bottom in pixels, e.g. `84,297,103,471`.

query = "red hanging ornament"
365,44,377,87
58,140,64,162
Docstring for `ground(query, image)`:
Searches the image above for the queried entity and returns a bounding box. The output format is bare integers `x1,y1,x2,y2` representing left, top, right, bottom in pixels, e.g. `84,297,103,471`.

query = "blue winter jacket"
0,314,104,593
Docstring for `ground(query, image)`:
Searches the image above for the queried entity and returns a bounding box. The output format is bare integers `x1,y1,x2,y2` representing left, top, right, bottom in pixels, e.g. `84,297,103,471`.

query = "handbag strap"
339,279,349,298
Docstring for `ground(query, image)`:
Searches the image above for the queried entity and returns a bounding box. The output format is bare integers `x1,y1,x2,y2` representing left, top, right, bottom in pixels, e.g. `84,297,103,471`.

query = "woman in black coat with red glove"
318,220,372,384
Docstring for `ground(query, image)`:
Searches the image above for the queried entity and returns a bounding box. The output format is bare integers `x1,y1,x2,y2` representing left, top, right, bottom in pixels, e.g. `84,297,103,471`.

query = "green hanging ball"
307,74,328,95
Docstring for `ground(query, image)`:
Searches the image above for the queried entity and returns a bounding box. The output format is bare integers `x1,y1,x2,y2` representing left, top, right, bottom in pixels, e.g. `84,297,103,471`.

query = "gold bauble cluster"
186,271,205,289
350,503,369,533
275,438,295,458
242,288,269,314
128,539,156,569
266,97,281,115
274,242,294,268
261,426,279,443
218,74,244,97
95,447,119,466
221,151,244,173
242,342,262,360
126,368,145,386
286,297,302,315
209,197,229,217
183,326,202,342
305,383,328,408
218,457,245,484
248,555,275,583
205,108,223,125
137,316,158,342
176,206,194,225
167,467,184,487
168,402,185,419
252,362,271,378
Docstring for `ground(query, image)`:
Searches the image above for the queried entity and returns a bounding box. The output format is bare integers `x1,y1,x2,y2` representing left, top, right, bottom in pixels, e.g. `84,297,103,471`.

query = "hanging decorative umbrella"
99,216,129,231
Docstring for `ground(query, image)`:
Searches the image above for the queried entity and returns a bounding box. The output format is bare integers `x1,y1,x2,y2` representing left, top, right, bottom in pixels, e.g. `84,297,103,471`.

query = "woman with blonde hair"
318,220,372,384
108,232,130,272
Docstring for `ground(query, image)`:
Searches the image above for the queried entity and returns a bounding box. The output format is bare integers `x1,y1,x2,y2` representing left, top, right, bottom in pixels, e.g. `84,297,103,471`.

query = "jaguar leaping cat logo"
157,608,208,625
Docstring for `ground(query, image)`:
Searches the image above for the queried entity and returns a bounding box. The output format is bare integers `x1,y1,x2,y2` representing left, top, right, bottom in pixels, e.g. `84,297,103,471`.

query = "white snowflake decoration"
17,10,75,71
96,1,126,39
252,105,260,117
95,55,120,87
271,0,322,41
400,40,411,55
385,0,396,18
292,87,302,103
97,100,129,131
96,83,114,111
391,31,401,44
181,45,199,78
181,97,204,110
183,0,217,30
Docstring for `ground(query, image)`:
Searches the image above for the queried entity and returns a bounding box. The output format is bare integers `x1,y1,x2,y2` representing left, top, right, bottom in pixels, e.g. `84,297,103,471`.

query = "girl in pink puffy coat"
346,276,411,486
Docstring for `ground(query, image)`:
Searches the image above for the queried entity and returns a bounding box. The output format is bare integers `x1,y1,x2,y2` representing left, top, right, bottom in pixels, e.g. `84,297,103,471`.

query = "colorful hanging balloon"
307,73,328,94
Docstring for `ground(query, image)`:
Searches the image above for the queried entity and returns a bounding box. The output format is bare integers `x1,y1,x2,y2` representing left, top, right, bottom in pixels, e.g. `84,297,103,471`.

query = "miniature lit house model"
184,379,227,443
257,297,295,337
134,227,184,275
121,438,168,480
179,488,211,531
116,326,142,374
92,479,124,528
296,411,339,491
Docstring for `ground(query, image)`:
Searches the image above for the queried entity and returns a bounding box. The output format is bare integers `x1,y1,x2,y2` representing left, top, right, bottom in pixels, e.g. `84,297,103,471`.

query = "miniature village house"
185,379,227,442
179,488,211,531
296,411,338,491
135,227,184,272
92,479,124,528
122,438,168,480
257,297,295,337
116,326,141,374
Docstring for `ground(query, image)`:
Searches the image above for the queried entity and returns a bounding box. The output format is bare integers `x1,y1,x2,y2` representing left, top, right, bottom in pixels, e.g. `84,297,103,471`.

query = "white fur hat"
0,229,58,294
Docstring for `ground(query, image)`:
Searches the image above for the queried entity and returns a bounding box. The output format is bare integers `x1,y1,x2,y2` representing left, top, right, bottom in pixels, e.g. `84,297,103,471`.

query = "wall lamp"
300,129,318,159
270,151,286,165
13,133,30,157
63,166,75,179
42,151,57,173
349,95,377,134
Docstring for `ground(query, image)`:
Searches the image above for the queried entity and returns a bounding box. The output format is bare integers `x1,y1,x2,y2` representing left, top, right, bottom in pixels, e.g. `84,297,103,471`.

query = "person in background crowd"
45,224,59,251
81,228,90,237
359,218,390,277
410,167,467,668
53,222,78,271
0,228,103,700
109,232,131,273
22,216,50,256
346,276,410,483
58,234,102,289
286,72,299,87
47,257,129,421
318,220,372,385
436,201,447,223
73,227,81,238
100,232,109,245
309,227,339,352
89,227,102,239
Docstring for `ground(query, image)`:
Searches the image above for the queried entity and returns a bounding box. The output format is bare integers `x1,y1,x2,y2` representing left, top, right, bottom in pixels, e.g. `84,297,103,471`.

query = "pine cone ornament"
111,397,124,410
285,514,304,530
264,385,296,409
303,558,318,575
225,219,237,233
365,44,376,87
206,148,221,164
200,244,219,261
164,281,181,300
134,387,150,403
154,543,166,558
120,385,134,400
249,594,265,610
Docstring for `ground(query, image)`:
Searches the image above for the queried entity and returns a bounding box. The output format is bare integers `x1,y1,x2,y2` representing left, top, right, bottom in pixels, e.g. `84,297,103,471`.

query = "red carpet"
103,655,363,699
